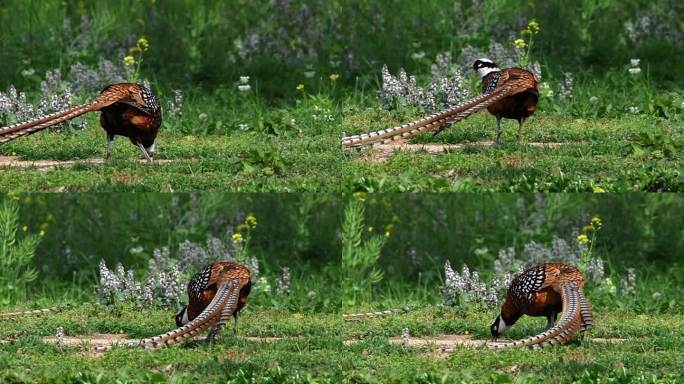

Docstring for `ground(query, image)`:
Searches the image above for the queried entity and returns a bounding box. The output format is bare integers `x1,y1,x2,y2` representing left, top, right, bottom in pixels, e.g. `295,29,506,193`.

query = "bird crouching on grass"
341,58,540,149
173,261,252,341
0,83,162,162
488,263,593,350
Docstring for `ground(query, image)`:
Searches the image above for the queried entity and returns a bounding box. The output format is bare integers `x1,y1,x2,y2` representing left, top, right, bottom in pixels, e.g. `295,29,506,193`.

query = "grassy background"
1,306,682,383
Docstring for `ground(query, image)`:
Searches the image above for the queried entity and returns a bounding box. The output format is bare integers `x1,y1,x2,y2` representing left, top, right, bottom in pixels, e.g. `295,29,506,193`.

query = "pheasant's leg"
233,312,239,335
105,134,114,160
206,320,224,344
517,118,525,142
137,142,153,163
545,312,557,330
495,116,503,144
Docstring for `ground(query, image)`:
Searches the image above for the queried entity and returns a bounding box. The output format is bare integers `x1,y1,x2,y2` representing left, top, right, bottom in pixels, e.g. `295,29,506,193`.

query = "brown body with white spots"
489,263,593,350
177,261,252,329
0,83,162,162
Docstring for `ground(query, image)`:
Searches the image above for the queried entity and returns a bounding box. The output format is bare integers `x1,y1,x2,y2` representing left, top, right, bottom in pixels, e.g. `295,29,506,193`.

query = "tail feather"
139,280,238,349
206,284,242,341
0,307,61,319
0,103,98,144
342,306,412,321
489,282,582,350
577,290,593,331
341,85,515,148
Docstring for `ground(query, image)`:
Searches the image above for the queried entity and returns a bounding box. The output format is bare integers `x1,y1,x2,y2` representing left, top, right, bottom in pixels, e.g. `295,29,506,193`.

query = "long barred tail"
0,103,98,144
342,306,412,321
488,282,583,350
577,290,593,331
341,86,514,149
0,307,62,319
139,280,239,349
92,281,238,353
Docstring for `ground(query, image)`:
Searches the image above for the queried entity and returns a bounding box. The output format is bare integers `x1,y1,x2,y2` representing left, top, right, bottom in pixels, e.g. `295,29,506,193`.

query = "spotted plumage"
0,82,162,162
484,71,502,94
489,263,593,350
341,58,539,148
509,264,546,304
188,264,214,302
175,261,251,341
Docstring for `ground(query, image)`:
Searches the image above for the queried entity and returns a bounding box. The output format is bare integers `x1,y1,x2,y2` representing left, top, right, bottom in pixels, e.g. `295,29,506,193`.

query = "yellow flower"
296,84,305,91
232,233,244,245
245,214,257,229
528,20,540,33
577,234,589,244
353,192,366,202
22,225,28,232
329,73,340,82
137,37,150,51
514,39,527,49
123,55,136,66
367,226,374,233
385,231,391,238
591,216,602,229
39,229,45,237
592,186,606,193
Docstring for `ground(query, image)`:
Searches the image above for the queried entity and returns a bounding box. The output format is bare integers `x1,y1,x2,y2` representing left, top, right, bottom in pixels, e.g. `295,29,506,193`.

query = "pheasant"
0,83,162,162
89,261,252,352
341,58,539,149
173,261,251,341
488,263,593,350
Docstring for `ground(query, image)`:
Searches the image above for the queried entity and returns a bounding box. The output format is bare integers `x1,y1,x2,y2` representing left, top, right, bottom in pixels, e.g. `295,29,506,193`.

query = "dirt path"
361,142,577,163
0,156,175,171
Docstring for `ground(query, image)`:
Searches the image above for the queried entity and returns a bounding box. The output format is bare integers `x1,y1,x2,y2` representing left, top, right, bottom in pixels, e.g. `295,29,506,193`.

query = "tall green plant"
341,198,385,308
0,199,39,307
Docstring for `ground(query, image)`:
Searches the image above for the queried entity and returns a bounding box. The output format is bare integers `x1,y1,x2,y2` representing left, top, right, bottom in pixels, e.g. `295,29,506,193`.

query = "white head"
175,306,190,327
473,58,500,78
490,314,511,341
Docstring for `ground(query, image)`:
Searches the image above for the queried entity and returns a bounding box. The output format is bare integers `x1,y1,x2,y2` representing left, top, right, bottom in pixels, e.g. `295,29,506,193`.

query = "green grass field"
0,99,681,192
1,304,681,383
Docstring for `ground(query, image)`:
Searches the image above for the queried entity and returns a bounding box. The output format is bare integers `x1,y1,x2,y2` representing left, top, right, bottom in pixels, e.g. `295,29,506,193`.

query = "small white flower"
238,84,251,92
589,96,599,104
628,67,641,75
198,113,208,121
238,123,249,130
129,246,144,254
239,76,250,84
304,71,316,79
630,59,640,67
652,292,662,300
401,326,411,347
546,90,554,98
307,290,317,300
628,106,639,114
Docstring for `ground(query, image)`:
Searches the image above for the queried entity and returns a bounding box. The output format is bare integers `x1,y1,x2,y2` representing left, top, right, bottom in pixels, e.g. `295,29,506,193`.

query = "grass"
0,94,681,192
1,303,681,383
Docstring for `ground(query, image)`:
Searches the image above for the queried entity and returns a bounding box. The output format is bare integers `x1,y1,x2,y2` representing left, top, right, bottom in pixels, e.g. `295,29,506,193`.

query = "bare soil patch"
0,156,174,171
361,142,575,163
